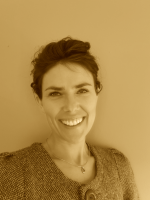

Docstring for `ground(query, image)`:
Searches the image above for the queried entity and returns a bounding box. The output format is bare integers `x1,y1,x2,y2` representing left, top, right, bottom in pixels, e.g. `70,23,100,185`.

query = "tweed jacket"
0,143,139,200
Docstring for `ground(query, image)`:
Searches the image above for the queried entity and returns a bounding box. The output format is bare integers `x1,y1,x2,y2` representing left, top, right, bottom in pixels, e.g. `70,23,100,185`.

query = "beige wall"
0,0,150,199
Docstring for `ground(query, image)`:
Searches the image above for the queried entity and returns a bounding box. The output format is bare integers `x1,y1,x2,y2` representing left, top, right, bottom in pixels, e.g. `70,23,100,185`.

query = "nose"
63,95,80,113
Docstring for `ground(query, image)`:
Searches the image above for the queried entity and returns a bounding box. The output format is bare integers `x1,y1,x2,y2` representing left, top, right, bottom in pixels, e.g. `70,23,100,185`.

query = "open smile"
59,117,85,127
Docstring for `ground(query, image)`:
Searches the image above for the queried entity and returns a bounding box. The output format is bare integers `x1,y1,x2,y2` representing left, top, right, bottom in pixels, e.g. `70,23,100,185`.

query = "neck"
45,135,89,166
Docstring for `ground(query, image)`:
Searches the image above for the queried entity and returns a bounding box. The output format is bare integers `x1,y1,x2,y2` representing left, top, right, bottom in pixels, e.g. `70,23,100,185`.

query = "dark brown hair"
31,37,102,99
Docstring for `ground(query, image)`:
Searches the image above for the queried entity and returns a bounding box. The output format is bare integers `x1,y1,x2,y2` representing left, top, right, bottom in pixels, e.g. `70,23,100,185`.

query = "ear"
34,94,45,113
96,87,100,93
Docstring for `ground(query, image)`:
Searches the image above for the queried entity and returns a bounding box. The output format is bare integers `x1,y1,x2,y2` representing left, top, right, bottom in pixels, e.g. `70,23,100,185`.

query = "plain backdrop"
0,0,150,199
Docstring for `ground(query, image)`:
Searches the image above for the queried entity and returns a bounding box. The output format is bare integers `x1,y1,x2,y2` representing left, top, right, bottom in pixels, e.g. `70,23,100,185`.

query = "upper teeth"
61,118,83,126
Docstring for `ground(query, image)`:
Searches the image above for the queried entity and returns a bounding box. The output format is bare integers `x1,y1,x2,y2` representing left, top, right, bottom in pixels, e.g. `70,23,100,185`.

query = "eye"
49,92,61,97
77,89,89,94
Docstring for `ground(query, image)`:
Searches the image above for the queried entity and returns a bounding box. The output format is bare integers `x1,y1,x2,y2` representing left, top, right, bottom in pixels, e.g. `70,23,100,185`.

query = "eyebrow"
45,83,92,91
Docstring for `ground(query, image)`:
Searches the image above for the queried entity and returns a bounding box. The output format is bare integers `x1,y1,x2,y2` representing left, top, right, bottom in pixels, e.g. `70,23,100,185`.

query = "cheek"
84,97,98,132
82,95,98,114
43,102,59,121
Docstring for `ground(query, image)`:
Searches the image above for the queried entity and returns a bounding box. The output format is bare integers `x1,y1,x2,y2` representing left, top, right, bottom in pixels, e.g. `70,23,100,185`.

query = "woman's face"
38,63,98,143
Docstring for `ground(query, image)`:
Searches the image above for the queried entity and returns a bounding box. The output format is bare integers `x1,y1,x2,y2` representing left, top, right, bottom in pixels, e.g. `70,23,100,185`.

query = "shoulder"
108,147,130,167
105,147,132,173
0,144,36,176
0,143,42,174
0,148,25,198
0,143,39,198
91,145,140,199
0,144,33,164
92,145,128,163
0,142,44,175
0,142,40,161
91,145,132,177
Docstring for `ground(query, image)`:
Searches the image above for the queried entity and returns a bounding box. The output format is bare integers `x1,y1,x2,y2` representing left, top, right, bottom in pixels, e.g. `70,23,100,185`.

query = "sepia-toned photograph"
0,1,150,199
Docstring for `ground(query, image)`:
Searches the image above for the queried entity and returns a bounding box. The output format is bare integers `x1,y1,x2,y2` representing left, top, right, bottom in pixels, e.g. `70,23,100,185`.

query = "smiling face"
38,63,98,144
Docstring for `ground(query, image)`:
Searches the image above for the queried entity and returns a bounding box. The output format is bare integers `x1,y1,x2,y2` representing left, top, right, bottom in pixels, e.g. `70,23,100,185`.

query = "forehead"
42,63,94,89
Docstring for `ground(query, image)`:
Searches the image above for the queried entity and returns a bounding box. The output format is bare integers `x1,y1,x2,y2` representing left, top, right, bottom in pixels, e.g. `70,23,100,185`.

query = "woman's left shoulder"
90,145,140,199
107,147,129,163
92,145,136,181
107,147,132,171
91,144,130,167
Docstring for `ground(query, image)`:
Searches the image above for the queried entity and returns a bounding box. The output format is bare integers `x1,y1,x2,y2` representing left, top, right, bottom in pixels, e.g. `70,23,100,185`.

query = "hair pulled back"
31,37,102,99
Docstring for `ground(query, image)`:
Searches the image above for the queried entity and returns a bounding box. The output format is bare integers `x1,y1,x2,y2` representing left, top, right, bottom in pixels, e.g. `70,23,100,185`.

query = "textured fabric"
0,143,140,200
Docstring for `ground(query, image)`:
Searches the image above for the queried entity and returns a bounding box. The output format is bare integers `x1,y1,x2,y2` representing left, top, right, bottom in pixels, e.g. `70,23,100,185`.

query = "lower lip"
59,117,85,128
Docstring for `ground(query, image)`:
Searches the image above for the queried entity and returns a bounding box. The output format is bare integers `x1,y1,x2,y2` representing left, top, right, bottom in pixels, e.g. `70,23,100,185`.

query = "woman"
0,37,139,199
